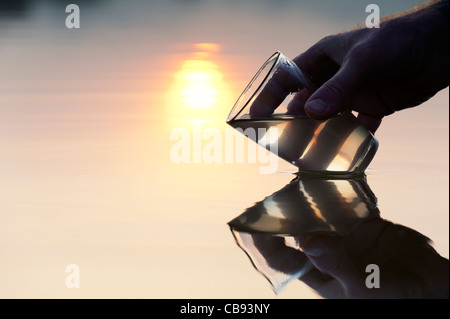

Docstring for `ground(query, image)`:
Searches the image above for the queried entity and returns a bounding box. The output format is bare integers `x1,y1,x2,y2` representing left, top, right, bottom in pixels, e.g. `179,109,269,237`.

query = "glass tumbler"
227,52,378,175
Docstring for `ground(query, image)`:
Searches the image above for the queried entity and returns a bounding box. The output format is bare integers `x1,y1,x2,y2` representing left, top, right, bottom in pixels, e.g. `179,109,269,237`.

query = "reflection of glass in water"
229,176,377,235
228,175,378,294
230,230,313,295
228,112,378,174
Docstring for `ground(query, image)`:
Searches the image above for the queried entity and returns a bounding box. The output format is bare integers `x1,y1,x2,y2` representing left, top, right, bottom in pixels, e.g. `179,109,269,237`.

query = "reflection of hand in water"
250,216,449,299
230,176,448,298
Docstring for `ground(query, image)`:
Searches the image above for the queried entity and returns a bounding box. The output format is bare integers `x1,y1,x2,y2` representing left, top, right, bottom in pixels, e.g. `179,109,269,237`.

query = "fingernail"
306,98,328,116
303,247,324,257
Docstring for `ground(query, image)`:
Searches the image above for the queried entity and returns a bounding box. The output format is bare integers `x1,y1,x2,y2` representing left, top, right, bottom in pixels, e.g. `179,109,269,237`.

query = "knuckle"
348,43,370,64
311,35,338,54
318,34,336,45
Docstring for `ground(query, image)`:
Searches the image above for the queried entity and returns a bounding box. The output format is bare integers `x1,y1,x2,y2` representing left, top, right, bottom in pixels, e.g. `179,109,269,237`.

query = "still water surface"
0,0,448,298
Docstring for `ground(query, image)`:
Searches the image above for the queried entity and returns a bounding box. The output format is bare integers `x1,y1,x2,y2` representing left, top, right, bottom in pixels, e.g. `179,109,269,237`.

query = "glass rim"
226,51,282,123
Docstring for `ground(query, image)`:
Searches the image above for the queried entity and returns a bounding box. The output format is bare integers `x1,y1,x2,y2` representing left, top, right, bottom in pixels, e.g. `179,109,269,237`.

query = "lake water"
0,0,448,298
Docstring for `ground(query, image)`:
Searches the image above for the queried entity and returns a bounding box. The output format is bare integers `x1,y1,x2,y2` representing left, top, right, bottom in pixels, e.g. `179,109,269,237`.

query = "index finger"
249,54,313,117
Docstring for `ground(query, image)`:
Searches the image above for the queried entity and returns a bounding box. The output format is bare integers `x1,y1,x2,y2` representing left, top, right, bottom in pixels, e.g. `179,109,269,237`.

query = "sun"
175,59,222,110
165,43,234,124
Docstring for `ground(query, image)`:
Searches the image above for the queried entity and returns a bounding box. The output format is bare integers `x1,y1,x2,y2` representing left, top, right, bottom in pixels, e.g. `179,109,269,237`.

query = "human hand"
250,2,449,133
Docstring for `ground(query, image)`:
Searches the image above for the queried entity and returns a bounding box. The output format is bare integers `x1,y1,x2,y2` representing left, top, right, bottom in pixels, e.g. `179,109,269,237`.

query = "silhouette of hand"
250,2,449,133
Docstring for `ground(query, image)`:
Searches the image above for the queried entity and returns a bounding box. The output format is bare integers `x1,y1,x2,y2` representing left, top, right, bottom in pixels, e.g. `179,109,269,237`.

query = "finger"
304,57,366,120
251,35,344,118
249,78,291,117
286,88,312,116
293,43,326,75
357,113,382,134
349,81,396,118
303,39,383,120
293,35,342,78
249,62,308,117
251,233,309,274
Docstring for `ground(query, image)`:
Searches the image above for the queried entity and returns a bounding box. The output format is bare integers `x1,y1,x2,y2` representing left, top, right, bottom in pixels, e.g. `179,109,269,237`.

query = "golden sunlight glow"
176,59,221,110
165,43,235,124
194,43,221,53
168,43,236,117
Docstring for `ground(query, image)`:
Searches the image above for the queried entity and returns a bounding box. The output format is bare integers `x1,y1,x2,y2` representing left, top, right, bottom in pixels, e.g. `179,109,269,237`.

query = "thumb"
305,59,364,120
